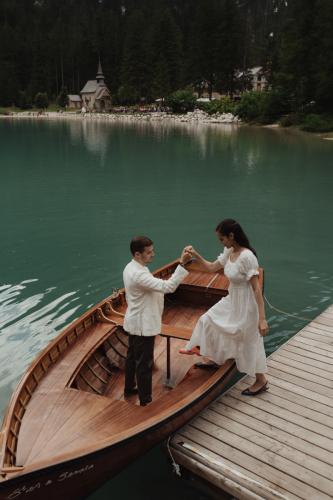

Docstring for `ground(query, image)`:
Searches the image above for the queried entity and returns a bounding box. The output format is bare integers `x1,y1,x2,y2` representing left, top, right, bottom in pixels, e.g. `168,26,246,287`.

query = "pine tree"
34,92,49,110
57,86,69,107
215,0,244,98
277,0,317,103
152,56,171,101
19,91,32,109
121,10,152,99
186,0,222,99
146,89,153,104
151,8,183,93
313,0,333,110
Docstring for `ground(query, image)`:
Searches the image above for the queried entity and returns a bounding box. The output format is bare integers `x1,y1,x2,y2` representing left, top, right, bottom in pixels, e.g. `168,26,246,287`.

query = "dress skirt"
186,282,267,377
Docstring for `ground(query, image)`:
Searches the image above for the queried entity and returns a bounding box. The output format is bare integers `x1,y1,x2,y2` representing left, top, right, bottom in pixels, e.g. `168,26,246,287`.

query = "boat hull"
0,361,236,500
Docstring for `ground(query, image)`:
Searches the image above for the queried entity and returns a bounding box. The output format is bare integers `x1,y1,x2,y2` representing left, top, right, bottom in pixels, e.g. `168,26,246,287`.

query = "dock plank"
212,397,333,465
167,304,333,500
199,409,333,484
282,344,333,368
171,437,302,500
180,425,326,500
271,352,333,380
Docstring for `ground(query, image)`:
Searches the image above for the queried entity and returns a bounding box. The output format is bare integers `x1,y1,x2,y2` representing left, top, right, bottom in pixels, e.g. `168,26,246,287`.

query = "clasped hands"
180,247,193,264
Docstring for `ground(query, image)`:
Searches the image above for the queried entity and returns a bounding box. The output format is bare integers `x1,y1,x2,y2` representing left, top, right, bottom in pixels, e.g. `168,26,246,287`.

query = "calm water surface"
1,118,333,499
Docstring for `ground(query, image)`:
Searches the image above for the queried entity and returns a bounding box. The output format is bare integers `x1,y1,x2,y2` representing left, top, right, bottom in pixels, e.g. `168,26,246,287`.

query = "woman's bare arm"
250,275,269,337
185,246,223,273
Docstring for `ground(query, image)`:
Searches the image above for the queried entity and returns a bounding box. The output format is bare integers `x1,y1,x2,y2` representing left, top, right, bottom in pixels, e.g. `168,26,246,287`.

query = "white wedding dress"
186,247,267,376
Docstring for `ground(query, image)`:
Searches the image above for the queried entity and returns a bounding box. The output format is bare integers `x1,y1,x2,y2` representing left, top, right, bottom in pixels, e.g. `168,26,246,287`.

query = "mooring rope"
166,435,181,476
263,293,313,322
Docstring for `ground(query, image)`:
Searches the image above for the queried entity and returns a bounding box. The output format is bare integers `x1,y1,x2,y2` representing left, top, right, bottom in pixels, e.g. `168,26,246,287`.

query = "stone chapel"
67,59,111,110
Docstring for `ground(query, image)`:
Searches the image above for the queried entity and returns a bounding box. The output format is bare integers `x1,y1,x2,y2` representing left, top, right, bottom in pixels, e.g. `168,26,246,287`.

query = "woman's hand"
185,245,198,258
258,319,269,337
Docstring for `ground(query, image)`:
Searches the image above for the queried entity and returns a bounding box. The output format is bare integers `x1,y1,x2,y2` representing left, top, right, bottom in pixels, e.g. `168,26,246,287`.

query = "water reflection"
67,118,240,160
69,120,108,160
0,281,82,418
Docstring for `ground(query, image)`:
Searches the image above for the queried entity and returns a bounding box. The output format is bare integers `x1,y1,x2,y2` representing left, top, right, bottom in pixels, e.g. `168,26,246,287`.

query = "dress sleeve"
217,247,233,267
238,251,259,281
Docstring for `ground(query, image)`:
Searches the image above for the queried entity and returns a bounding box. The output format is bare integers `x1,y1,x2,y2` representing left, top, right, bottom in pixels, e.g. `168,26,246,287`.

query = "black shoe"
140,400,152,407
195,362,219,369
124,387,138,396
242,381,269,396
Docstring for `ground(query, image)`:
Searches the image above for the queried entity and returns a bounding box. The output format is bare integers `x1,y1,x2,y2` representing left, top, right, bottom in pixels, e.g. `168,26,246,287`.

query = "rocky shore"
5,108,241,124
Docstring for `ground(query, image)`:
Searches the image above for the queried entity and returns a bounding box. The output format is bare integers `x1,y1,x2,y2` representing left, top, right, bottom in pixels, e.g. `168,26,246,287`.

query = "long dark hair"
216,219,257,257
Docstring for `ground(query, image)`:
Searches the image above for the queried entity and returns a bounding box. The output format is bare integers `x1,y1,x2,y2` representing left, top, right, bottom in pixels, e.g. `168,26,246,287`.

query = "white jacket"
123,259,188,336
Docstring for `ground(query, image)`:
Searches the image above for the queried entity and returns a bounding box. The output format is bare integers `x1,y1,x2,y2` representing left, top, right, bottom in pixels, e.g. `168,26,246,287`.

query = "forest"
1,0,333,122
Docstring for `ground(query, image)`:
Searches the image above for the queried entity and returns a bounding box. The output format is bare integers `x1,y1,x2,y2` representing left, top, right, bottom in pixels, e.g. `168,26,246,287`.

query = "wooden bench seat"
105,314,193,341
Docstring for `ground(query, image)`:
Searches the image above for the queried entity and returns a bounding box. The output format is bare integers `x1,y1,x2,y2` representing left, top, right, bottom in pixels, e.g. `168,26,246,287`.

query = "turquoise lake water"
1,117,333,499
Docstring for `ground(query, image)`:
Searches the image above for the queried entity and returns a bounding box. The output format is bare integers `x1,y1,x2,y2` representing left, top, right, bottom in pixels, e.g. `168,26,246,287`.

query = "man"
123,236,191,406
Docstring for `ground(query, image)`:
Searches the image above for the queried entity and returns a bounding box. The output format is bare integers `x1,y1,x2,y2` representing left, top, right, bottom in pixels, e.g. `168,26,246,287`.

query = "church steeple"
96,57,105,84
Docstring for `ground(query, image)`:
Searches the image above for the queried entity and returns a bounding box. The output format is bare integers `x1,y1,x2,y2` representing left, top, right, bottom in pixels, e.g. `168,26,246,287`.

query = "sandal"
195,362,219,369
241,381,269,396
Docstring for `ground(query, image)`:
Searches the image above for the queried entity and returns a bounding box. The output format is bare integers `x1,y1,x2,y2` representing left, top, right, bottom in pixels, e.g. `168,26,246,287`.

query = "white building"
192,67,267,100
240,66,267,92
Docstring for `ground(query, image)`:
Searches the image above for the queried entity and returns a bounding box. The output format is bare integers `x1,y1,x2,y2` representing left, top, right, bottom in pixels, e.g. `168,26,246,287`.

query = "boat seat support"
163,337,176,389
95,308,118,326
104,301,125,318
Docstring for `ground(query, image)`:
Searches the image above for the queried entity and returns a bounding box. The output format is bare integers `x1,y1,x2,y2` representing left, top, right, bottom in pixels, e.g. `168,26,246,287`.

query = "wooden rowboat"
0,259,263,500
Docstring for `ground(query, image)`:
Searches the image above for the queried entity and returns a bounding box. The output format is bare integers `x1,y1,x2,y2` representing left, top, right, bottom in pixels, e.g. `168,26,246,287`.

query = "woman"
181,219,269,396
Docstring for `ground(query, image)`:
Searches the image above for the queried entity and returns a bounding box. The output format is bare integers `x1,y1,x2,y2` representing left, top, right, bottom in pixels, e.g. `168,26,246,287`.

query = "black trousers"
125,334,155,406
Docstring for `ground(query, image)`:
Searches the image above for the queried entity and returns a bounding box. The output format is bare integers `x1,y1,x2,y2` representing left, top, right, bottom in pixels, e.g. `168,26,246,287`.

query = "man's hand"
184,246,198,258
180,248,192,264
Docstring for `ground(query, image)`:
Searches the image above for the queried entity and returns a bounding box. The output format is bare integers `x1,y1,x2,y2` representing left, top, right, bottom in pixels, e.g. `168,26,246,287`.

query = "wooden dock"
164,304,333,500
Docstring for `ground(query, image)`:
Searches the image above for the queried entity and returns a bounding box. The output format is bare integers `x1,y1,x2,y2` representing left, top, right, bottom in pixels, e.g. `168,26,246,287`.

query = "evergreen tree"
151,8,183,93
121,10,152,99
57,86,69,107
277,0,317,103
19,91,32,109
34,92,49,110
186,0,222,99
215,0,244,98
152,56,171,101
313,0,333,110
0,0,332,117
146,89,153,104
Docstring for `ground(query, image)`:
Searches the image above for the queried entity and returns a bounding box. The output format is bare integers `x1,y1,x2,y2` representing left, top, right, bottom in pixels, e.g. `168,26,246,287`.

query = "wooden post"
167,337,171,379
163,337,176,389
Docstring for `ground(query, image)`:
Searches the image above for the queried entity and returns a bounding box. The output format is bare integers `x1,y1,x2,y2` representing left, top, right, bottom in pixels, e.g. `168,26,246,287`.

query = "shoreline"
0,109,242,125
2,111,333,138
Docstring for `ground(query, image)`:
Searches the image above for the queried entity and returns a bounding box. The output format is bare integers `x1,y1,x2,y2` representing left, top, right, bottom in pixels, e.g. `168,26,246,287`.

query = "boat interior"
68,261,262,406
68,263,235,406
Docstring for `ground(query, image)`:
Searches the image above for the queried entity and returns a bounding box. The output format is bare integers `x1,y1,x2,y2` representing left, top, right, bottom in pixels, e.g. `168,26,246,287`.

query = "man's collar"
131,259,149,271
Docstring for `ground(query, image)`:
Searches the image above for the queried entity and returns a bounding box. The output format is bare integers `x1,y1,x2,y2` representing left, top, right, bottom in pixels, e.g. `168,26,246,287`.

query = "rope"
263,293,313,322
166,436,181,476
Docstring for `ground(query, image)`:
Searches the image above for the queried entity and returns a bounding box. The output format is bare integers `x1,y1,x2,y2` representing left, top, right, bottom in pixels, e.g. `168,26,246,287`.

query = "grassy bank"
0,103,74,114
280,113,333,133
233,90,333,134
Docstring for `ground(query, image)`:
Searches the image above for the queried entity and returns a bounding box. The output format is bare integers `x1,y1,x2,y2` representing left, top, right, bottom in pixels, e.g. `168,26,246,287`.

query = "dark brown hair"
216,219,257,257
130,236,153,256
